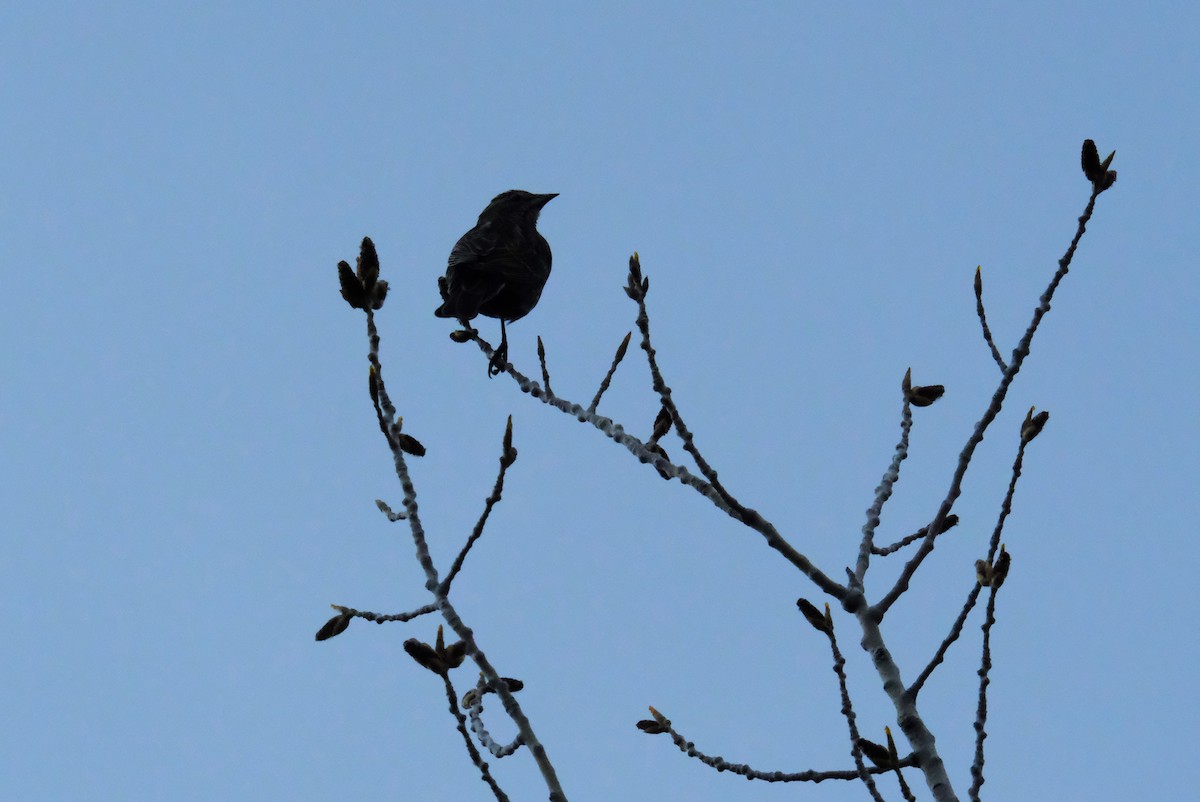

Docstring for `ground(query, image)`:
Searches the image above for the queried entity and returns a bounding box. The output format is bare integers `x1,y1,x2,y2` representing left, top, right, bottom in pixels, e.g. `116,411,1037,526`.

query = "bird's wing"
447,220,501,269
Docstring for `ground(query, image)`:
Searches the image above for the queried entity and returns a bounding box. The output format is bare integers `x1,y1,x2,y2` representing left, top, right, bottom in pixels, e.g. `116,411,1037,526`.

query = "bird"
436,190,557,376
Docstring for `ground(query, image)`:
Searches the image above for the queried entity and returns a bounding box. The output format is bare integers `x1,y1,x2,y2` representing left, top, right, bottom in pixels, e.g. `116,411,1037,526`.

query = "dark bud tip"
858,738,894,769
650,405,673,442
974,265,983,296
357,236,381,293
625,253,646,301
907,383,945,407
403,638,445,674
636,719,669,735
645,441,672,479
338,260,367,309
937,514,960,534
1081,139,1103,182
500,677,524,693
629,252,642,280
370,279,389,310
500,417,517,466
615,331,632,362
796,598,831,634
885,727,899,761
449,330,472,343
315,612,352,641
992,546,1011,589
1021,407,1050,444
396,433,426,457
441,640,468,670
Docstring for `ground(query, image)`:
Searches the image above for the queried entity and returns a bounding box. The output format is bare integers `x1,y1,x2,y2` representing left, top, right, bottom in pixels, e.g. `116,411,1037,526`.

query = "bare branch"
974,266,1008,372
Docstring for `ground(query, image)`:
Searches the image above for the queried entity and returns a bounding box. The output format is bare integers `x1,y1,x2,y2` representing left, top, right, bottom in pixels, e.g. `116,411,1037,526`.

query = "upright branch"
974,266,1008,372
326,237,568,802
324,140,1117,802
874,147,1114,619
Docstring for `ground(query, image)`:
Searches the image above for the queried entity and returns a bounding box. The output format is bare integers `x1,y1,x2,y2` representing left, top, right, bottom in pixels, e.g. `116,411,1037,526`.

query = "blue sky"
3,4,1196,800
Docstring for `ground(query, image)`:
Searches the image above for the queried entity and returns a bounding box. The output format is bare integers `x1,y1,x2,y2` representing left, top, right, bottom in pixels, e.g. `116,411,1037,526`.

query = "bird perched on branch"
436,190,558,376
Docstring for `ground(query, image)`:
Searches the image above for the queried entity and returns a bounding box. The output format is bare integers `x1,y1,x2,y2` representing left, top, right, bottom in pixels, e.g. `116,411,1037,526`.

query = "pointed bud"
936,514,960,534
357,237,380,293
1021,407,1050,444
449,329,472,343
1081,139,1103,182
315,612,352,641
396,433,426,457
975,558,992,586
441,640,467,670
403,638,445,674
858,738,894,768
626,253,646,300
905,372,945,406
370,279,389,310
651,405,673,442
337,260,366,309
636,719,669,734
992,545,1011,589
615,331,632,363
796,598,831,634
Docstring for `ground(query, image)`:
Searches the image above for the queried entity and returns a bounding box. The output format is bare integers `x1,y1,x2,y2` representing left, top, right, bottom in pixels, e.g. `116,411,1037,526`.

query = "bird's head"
481,190,558,223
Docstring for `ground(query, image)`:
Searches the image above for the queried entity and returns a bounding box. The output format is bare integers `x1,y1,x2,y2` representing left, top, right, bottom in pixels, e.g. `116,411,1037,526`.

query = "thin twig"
969,588,1001,802
588,331,632,412
624,258,848,600
467,680,525,758
441,673,510,801
872,515,959,556
537,336,552,397
854,398,913,584
825,621,888,801
986,440,1027,563
365,309,569,802
974,266,1008,372
482,327,849,599
874,186,1103,619
441,419,517,595
339,603,438,624
908,422,1027,699
644,708,917,783
907,584,983,698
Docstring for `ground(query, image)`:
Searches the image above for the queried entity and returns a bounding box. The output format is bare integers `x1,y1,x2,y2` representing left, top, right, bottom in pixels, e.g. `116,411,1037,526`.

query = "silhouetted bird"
436,190,557,376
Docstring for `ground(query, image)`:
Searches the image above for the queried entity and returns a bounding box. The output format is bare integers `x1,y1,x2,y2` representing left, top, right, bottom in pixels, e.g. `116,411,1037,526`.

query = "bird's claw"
488,346,508,378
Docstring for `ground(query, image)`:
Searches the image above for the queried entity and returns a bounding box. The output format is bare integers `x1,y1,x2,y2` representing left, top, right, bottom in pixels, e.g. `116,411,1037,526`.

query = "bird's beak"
536,193,559,207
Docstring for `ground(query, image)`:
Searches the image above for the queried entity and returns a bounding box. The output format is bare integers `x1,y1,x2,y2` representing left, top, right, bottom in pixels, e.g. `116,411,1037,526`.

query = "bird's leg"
488,320,509,377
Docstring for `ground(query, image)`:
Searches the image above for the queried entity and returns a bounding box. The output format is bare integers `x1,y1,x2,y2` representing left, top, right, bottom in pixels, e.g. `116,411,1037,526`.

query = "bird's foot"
487,345,508,378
